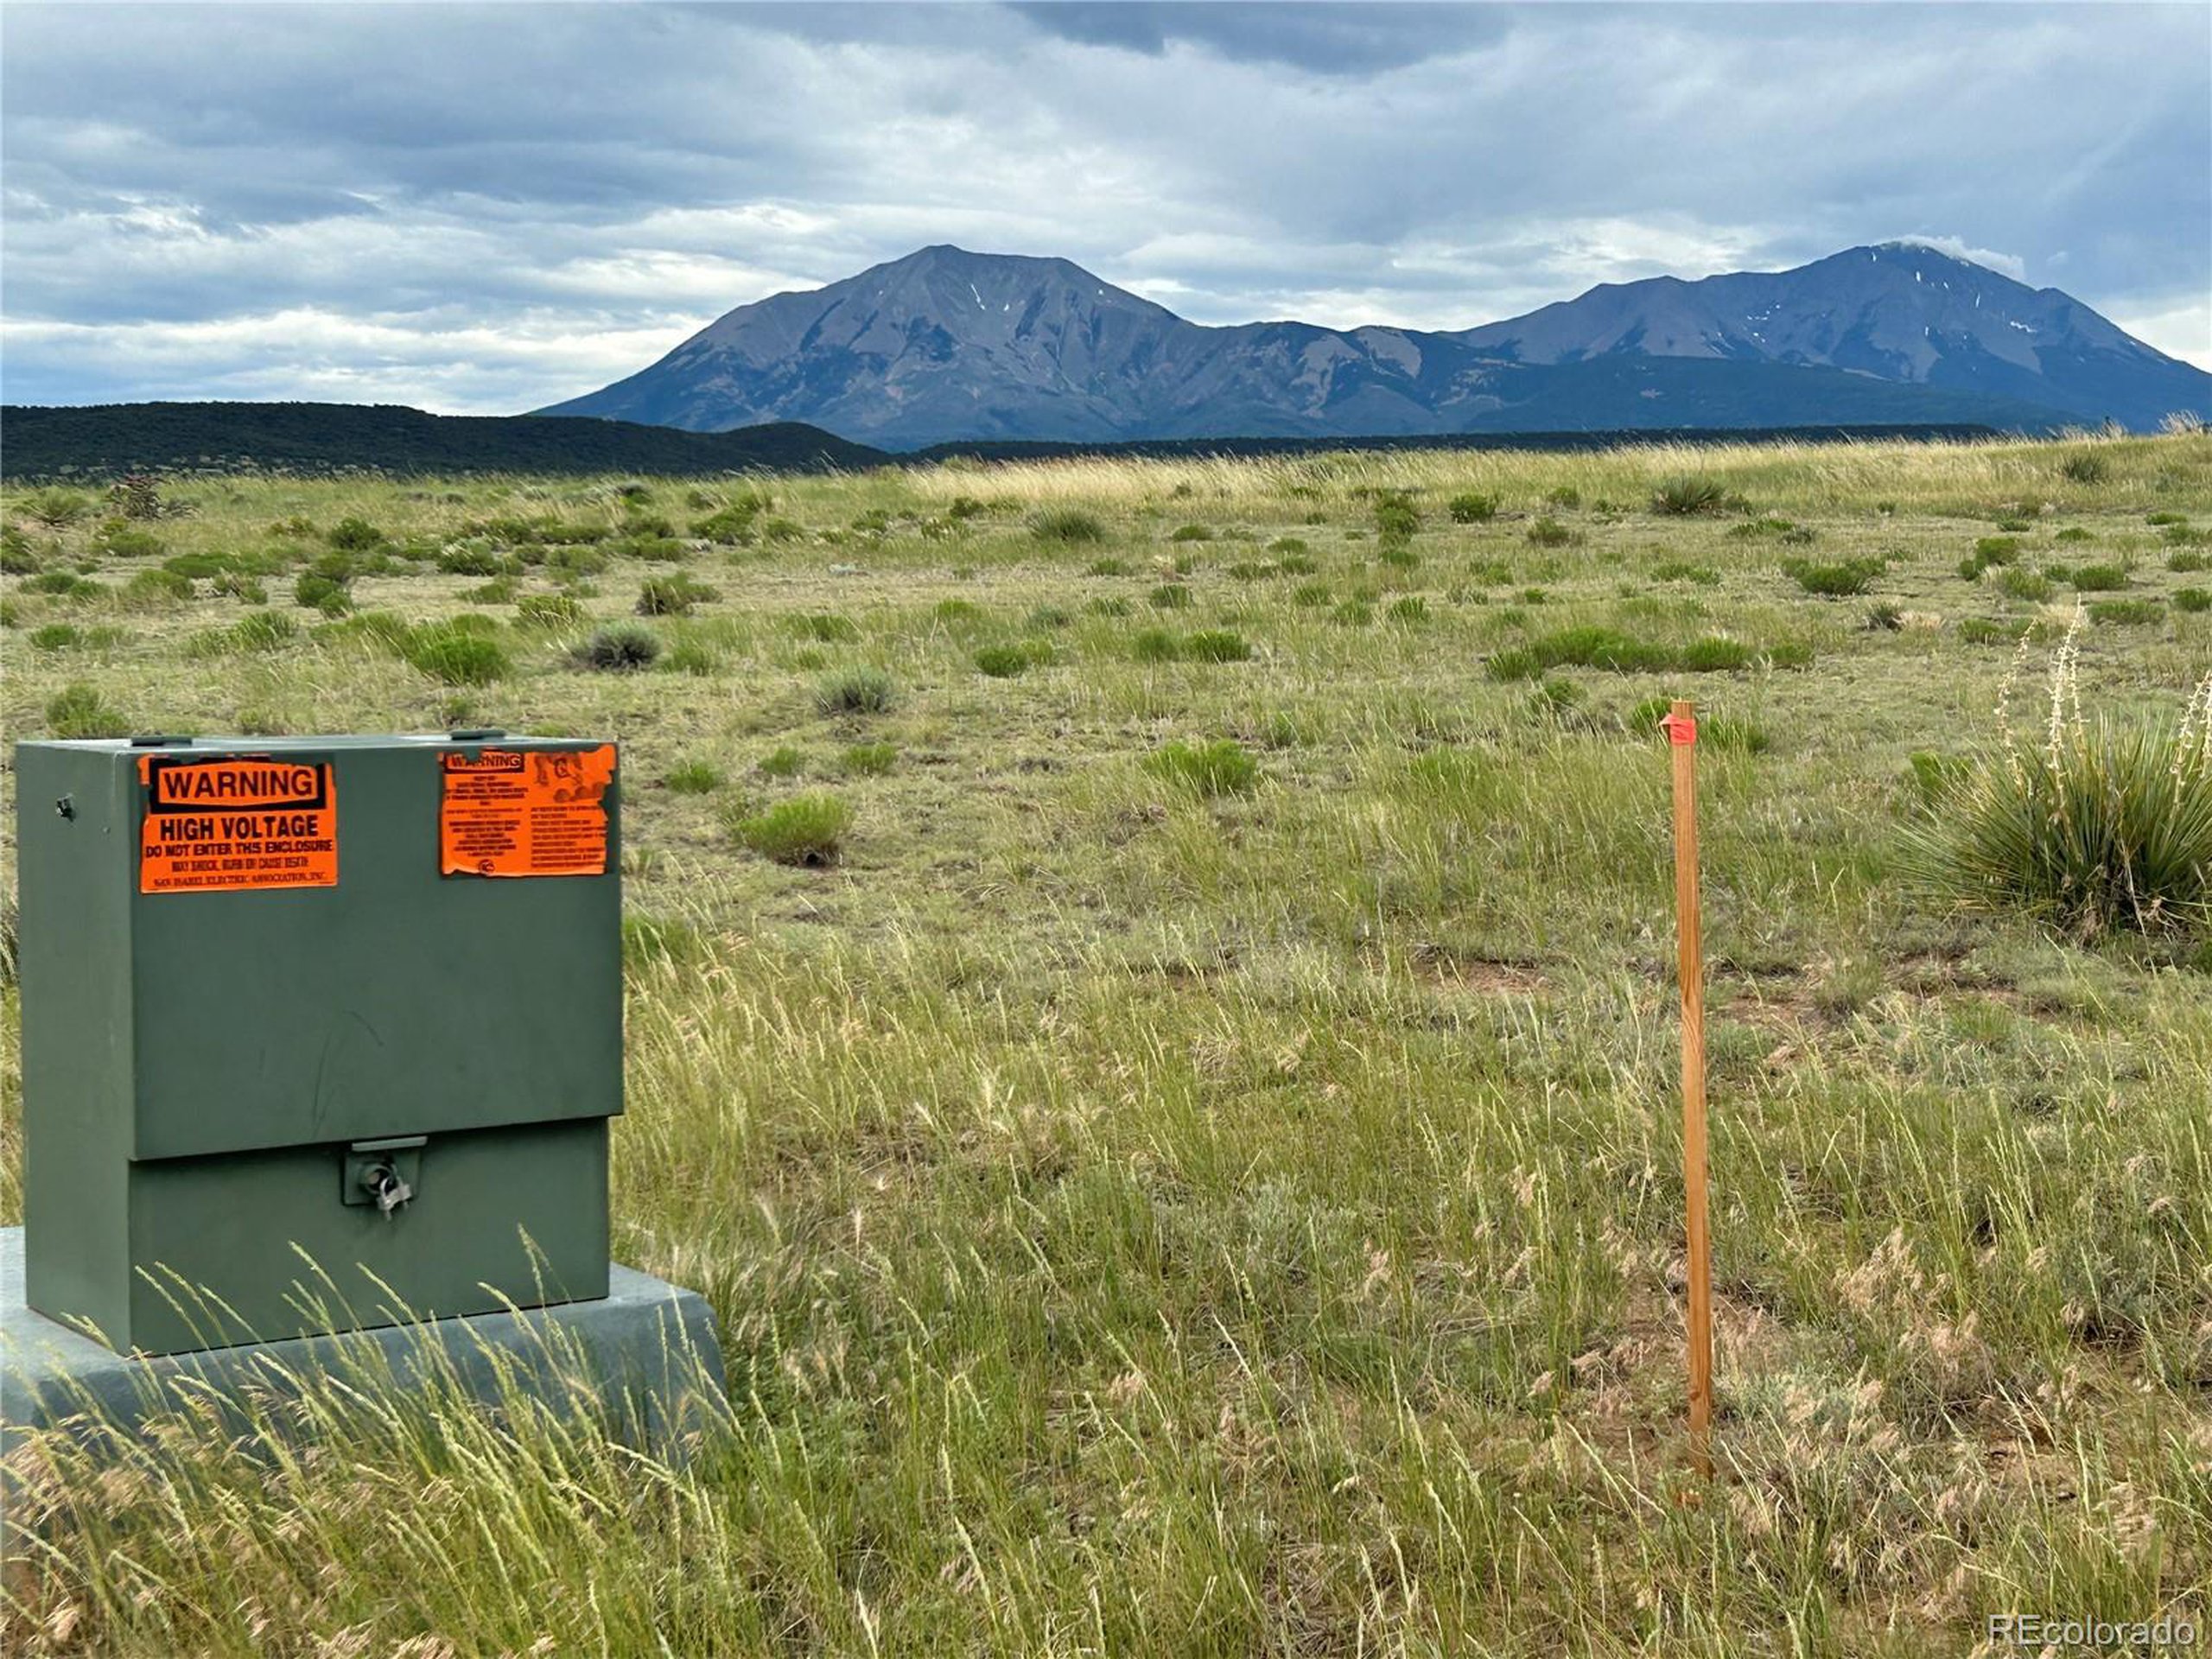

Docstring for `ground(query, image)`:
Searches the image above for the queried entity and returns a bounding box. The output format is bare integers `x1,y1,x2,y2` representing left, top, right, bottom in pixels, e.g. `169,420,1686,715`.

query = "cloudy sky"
3,2,2207,413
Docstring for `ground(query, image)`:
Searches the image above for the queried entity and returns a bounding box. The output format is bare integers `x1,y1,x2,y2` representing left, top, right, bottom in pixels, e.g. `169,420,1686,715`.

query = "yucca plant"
1905,613,2212,938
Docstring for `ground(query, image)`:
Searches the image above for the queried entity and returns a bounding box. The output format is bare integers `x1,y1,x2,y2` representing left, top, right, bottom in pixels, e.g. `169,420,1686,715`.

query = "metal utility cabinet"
16,734,623,1356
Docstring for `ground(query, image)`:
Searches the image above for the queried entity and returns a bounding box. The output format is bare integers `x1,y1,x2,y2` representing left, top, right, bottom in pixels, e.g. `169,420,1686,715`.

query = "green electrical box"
16,734,624,1356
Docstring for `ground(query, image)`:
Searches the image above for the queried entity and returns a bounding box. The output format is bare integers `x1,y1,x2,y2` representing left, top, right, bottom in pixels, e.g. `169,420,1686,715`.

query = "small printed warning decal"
440,746,616,878
139,755,339,893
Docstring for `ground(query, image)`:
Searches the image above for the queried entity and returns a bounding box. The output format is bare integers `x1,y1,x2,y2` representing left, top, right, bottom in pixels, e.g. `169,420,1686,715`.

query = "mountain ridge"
539,242,2210,446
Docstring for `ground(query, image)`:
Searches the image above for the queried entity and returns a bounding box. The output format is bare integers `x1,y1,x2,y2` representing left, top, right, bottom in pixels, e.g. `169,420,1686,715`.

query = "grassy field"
3,431,2210,1656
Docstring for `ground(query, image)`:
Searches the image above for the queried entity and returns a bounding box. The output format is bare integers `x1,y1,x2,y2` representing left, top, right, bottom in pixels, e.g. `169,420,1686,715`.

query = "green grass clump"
841,741,898,776
1649,560,1720,585
94,522,164,559
1525,518,1573,547
2055,526,2094,543
187,611,299,658
45,682,129,738
120,568,196,608
1996,567,2056,602
2066,563,2130,591
2175,588,2211,613
2059,453,2111,485
20,487,92,528
1168,524,1213,543
973,642,1043,678
731,792,854,866
1086,557,1133,577
437,544,505,577
1147,583,1192,610
29,624,81,652
1651,476,1734,515
665,760,724,795
516,592,588,630
692,503,763,544
1145,738,1258,798
1384,596,1429,625
2166,550,2209,574
1447,492,1499,523
815,665,894,715
1906,638,2212,937
1373,496,1420,537
1033,509,1107,544
572,623,661,672
326,516,385,552
1183,628,1252,663
402,620,510,685
26,572,103,601
1130,627,1182,664
1956,618,2031,645
1783,556,1885,597
637,573,717,617
791,612,860,643
758,745,805,778
2087,599,2162,626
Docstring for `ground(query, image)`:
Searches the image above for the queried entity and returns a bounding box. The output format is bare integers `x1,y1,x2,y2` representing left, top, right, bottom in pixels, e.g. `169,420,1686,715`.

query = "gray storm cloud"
2,2,2205,412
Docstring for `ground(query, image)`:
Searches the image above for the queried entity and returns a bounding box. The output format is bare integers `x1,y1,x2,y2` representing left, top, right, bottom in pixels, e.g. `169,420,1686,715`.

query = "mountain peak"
538,241,2210,443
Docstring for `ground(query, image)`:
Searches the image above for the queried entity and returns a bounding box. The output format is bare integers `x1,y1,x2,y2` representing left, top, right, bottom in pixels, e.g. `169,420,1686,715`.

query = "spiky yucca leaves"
1909,619,2212,937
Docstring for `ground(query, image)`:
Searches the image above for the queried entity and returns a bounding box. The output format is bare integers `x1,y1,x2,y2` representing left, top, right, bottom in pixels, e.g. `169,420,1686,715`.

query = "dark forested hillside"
0,402,889,480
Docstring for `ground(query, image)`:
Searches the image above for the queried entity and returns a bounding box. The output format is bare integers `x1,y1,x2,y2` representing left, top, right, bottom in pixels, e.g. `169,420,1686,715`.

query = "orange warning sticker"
440,746,616,878
138,755,339,894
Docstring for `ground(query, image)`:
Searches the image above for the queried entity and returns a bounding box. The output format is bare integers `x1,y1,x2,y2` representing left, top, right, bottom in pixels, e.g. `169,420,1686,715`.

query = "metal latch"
342,1136,425,1218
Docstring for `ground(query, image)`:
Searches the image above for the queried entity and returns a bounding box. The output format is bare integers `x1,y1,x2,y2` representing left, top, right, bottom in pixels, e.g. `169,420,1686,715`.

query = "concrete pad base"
2,1226,726,1453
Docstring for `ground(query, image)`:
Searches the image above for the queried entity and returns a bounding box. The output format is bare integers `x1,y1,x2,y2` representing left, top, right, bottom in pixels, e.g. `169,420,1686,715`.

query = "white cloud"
1878,236,2028,283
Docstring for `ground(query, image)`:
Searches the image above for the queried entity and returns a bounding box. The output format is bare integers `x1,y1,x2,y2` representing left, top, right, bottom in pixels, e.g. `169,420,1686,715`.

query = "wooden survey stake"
1662,698,1713,1474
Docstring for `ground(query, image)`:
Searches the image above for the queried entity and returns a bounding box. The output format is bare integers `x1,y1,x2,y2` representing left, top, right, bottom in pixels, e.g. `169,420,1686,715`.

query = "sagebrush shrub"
1447,493,1499,524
